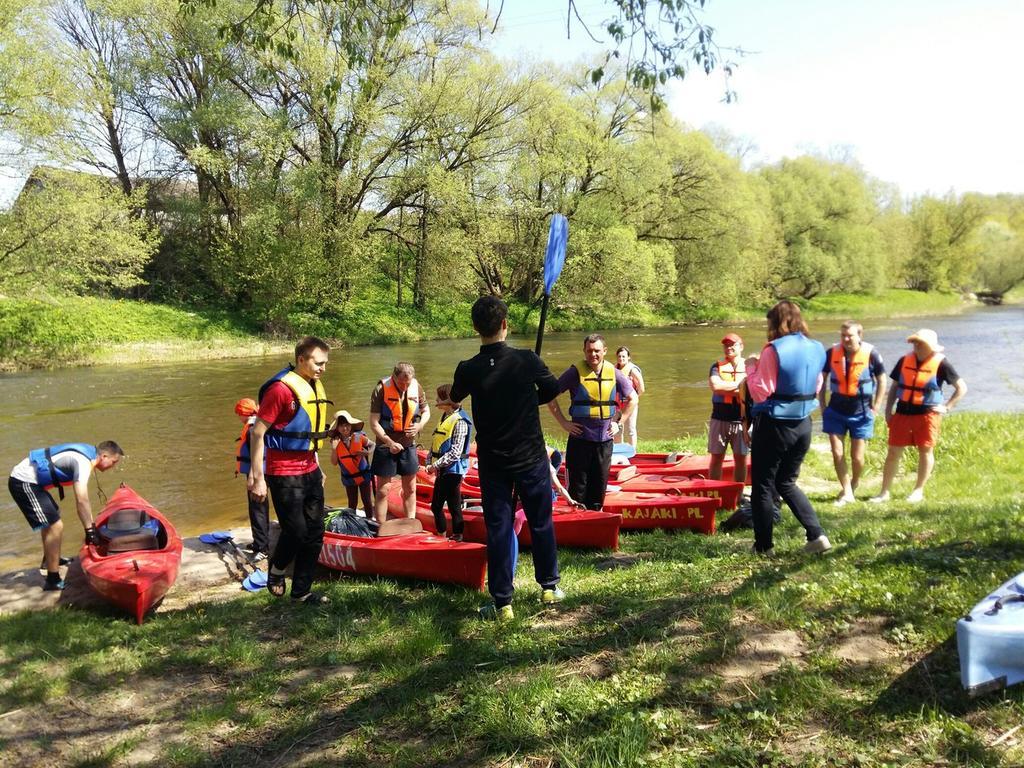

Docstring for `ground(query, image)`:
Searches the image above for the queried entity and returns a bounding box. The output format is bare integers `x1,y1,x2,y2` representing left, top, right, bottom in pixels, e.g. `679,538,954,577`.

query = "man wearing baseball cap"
870,329,967,504
707,332,748,483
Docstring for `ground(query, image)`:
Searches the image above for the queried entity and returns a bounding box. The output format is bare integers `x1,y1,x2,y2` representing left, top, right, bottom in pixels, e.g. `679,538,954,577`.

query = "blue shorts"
822,406,875,440
371,444,418,478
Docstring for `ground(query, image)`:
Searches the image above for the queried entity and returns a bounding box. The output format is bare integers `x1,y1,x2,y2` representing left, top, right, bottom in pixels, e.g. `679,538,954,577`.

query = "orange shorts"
888,412,942,448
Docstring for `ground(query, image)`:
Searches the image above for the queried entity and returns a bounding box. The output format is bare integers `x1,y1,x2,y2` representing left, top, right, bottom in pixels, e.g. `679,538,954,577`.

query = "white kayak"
957,570,1024,696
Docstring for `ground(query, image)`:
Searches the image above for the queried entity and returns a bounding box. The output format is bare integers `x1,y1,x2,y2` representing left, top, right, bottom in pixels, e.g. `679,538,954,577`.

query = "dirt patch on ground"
0,670,219,768
831,617,895,664
595,551,655,570
717,625,807,681
531,605,596,631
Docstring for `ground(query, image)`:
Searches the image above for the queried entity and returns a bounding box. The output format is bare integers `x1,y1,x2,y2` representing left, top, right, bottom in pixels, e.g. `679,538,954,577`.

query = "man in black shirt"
448,296,563,620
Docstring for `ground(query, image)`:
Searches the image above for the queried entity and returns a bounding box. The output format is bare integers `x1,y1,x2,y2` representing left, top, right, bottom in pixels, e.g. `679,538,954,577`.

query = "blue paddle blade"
543,214,569,295
242,569,268,591
611,443,637,458
199,531,233,544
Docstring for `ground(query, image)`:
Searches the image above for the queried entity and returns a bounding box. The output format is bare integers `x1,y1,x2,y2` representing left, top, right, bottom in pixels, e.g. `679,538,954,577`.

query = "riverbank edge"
0,289,999,371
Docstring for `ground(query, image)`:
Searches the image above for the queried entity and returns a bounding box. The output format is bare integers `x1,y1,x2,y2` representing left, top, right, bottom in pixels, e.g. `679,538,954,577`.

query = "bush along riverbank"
1,413,1022,767
0,289,979,371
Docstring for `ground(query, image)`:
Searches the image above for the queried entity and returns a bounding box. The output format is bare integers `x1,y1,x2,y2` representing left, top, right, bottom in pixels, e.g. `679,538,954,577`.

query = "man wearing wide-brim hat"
870,328,967,504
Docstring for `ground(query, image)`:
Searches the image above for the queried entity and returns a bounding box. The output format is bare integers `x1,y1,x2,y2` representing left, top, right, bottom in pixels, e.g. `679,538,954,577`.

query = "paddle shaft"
535,293,550,355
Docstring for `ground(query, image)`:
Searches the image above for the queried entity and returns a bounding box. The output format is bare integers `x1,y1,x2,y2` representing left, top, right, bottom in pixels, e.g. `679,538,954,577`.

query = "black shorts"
371,444,419,478
8,477,61,530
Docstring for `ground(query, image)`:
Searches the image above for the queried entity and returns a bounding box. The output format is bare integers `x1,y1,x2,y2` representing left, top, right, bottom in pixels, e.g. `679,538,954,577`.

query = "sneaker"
833,494,855,507
541,587,565,604
804,535,832,554
450,534,464,543
43,577,65,591
751,544,776,558
249,551,268,564
906,489,924,504
479,603,514,621
868,492,890,504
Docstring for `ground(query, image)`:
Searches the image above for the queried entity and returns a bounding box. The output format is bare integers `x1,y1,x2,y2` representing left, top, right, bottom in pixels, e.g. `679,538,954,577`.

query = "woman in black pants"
745,301,832,556
426,384,472,540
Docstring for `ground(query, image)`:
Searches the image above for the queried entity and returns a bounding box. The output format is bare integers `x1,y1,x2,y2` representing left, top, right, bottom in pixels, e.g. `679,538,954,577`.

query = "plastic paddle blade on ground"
611,443,637,458
242,569,268,591
199,531,233,544
543,214,569,295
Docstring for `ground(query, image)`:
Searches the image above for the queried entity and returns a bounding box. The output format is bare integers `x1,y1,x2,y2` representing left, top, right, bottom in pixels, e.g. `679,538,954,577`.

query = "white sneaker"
834,494,855,507
868,493,890,504
906,489,924,503
804,535,832,554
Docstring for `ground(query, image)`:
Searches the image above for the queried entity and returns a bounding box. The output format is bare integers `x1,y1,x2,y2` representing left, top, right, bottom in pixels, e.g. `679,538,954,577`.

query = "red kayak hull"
318,530,487,590
399,486,621,550
78,486,183,624
593,490,721,533
617,476,745,510
609,452,748,484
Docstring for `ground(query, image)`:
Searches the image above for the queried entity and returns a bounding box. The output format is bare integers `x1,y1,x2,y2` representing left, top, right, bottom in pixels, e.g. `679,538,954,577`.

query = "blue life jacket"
29,443,97,500
752,334,826,420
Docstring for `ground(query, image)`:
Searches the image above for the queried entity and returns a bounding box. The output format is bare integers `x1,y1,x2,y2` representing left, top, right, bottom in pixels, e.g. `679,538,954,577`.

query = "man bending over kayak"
8,441,124,590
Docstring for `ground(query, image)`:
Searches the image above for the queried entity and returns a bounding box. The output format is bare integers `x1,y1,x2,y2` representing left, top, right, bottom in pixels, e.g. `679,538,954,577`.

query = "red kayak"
595,489,721,533
318,528,487,590
609,452,747,484
78,485,183,624
616,476,745,510
397,486,621,549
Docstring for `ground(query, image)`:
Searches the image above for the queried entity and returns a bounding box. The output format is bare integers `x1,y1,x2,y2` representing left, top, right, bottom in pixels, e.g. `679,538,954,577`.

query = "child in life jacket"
426,385,473,540
235,398,270,561
328,410,375,517
548,448,583,508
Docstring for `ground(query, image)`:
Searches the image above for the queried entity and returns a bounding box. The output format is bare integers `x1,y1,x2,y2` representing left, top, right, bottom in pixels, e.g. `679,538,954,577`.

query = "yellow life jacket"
430,409,472,475
569,361,618,420
258,367,331,452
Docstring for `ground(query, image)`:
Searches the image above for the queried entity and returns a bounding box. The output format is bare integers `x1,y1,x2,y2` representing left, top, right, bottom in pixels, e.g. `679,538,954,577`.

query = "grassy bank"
0,289,977,371
2,413,1023,767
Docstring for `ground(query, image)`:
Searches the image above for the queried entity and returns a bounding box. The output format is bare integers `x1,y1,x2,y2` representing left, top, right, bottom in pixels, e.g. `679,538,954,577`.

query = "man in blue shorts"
369,362,430,524
817,321,886,505
8,440,124,590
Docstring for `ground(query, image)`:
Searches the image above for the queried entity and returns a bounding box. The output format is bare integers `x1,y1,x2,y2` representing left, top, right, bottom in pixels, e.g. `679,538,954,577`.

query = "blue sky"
488,0,1024,198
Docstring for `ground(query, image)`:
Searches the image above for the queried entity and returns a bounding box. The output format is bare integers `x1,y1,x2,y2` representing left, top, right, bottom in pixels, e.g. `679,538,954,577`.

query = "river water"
2,305,1021,570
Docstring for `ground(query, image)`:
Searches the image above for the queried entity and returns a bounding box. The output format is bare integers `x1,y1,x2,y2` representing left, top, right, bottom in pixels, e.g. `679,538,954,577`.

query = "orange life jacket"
712,359,745,405
335,432,371,485
897,352,945,406
828,343,874,397
378,376,421,432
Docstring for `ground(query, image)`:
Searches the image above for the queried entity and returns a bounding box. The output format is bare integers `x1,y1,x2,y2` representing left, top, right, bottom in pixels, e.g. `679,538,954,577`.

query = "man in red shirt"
248,337,332,604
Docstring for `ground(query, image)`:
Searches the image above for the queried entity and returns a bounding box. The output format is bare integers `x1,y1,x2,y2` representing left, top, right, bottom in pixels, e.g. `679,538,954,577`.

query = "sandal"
292,591,329,605
266,570,287,598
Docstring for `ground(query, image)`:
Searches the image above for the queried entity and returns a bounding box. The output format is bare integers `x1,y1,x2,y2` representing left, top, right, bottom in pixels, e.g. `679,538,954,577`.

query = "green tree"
761,156,886,299
0,168,156,295
903,194,983,292
971,220,1024,300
